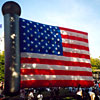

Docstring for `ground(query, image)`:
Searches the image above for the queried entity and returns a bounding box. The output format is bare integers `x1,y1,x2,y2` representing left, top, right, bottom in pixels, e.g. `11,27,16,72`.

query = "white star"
41,39,44,42
22,20,25,22
30,21,32,24
27,44,30,47
57,39,60,41
34,25,36,27
45,43,48,46
31,34,33,37
27,37,30,40
35,45,38,48
35,38,37,41
22,26,26,28
23,33,26,35
43,24,45,27
54,35,56,37
45,37,48,39
47,28,49,30
49,47,51,49
52,44,54,47
37,23,39,25
38,35,40,38
31,41,34,44
27,23,29,26
38,42,41,45
58,52,60,54
46,50,48,53
47,34,50,37
58,45,60,47
52,51,55,53
56,33,59,35
51,32,53,34
40,27,43,29
48,41,50,43
23,40,26,43
55,27,58,29
55,48,58,50
42,46,44,48
53,29,55,31
44,30,46,33
41,33,44,35
34,31,37,34
27,30,30,33
51,38,54,40
30,28,32,30
23,47,26,50
49,26,52,28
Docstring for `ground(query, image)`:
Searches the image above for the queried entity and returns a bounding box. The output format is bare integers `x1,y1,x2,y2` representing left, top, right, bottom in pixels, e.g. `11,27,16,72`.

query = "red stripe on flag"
59,27,88,35
62,43,89,51
21,58,91,68
20,80,94,88
20,69,92,76
63,52,90,59
61,34,88,43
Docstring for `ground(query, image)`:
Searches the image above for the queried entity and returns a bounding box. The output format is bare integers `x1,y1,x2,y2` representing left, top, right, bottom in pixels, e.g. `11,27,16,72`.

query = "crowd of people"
0,80,100,100
74,80,100,100
20,88,44,100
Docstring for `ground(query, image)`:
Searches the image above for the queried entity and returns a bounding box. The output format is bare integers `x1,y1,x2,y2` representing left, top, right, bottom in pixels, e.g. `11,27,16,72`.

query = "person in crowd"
76,84,82,100
83,89,91,100
28,90,34,100
20,89,26,100
88,88,95,100
0,82,4,98
37,91,43,100
94,80,99,95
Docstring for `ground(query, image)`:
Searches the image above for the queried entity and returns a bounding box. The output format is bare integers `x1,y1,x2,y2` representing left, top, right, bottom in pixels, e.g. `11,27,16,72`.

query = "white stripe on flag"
63,47,90,55
21,75,93,81
61,30,88,39
62,39,88,47
21,53,90,63
21,63,92,72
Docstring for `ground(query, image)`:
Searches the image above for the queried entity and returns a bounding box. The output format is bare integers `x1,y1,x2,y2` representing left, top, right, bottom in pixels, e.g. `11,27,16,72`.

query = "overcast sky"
0,0,100,58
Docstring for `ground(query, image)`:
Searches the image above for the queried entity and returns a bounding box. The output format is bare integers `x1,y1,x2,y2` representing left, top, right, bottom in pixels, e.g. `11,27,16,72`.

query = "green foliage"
90,57,100,71
0,51,4,82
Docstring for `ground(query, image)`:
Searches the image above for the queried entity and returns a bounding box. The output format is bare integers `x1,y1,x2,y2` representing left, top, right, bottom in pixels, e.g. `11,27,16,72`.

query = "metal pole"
2,1,21,96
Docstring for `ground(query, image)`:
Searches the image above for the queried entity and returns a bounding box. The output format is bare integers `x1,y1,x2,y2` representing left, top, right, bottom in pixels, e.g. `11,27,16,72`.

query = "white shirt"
37,94,43,100
89,91,95,100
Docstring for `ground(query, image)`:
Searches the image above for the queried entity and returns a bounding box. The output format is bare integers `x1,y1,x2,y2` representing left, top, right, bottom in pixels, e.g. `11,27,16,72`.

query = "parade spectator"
0,82,4,98
28,91,34,100
20,89,26,100
88,90,95,100
37,92,43,100
84,89,91,100
76,84,82,100
94,80,99,95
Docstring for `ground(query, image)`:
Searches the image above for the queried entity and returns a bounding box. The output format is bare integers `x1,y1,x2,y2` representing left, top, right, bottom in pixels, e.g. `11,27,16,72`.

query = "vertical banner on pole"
2,1,21,96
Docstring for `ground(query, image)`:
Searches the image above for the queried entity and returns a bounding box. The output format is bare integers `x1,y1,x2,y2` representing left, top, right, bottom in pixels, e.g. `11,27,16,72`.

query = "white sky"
0,0,100,58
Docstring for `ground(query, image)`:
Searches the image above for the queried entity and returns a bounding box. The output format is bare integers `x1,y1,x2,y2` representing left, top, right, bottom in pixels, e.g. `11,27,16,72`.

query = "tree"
90,57,100,71
0,51,4,82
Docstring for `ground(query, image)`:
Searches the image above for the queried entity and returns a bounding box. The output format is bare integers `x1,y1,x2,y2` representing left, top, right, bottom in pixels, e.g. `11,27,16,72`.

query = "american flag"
19,18,93,88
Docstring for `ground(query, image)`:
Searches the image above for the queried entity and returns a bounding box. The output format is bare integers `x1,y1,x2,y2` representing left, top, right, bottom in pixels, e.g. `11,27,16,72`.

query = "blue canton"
19,18,63,56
